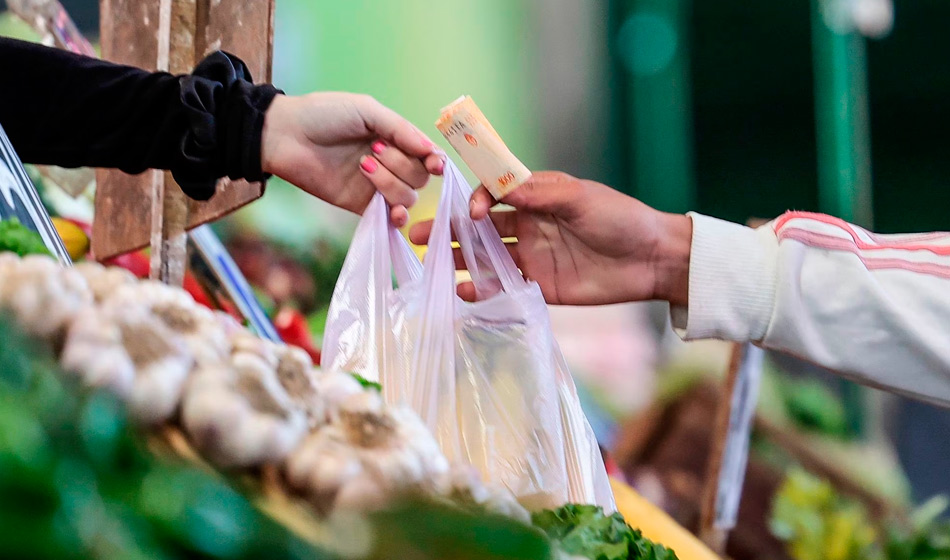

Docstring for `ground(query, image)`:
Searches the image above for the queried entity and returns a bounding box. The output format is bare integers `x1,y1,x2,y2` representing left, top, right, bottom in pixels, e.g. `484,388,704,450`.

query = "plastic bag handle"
440,160,526,297
321,193,421,372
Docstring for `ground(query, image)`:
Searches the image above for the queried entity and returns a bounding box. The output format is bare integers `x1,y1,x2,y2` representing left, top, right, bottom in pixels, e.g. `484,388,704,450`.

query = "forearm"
0,37,280,199
664,211,950,407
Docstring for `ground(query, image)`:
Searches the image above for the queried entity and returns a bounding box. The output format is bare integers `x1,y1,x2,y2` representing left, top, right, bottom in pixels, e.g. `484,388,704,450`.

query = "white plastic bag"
322,158,615,512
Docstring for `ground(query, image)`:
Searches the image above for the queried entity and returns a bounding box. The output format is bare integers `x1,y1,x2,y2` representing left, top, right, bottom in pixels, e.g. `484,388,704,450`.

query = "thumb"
500,171,579,215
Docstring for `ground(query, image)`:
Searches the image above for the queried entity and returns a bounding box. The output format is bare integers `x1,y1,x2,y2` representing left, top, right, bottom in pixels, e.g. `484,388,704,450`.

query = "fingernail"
470,199,476,214
371,141,386,155
360,156,377,173
436,159,445,174
420,135,434,149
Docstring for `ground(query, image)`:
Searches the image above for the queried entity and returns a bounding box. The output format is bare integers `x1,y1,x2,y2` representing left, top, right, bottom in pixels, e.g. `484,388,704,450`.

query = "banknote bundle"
436,95,531,199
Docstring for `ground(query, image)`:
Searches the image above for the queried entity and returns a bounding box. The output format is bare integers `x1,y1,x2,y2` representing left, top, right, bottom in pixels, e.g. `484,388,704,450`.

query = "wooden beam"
93,0,274,263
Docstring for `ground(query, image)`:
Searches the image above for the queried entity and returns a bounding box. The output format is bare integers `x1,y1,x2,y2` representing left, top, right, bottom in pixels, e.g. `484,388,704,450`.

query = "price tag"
0,124,72,264
713,343,765,529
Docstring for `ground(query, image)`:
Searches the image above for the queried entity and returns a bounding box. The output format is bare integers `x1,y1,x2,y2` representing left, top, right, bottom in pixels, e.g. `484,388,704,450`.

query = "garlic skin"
109,281,230,368
60,307,136,397
274,345,326,428
286,391,450,515
181,358,307,468
60,303,192,424
230,329,279,363
315,371,365,423
73,262,136,303
0,251,20,275
213,311,245,338
0,255,92,341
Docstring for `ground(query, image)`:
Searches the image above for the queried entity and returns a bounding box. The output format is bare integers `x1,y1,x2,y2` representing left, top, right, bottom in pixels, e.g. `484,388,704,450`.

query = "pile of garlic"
0,253,529,521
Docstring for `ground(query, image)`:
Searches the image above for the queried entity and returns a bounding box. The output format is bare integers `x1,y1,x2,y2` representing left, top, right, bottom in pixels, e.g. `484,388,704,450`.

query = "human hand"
261,92,444,227
408,171,692,306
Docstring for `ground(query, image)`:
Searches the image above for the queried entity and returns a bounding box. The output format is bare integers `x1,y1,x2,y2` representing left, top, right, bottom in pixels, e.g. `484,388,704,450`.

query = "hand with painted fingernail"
260,92,444,226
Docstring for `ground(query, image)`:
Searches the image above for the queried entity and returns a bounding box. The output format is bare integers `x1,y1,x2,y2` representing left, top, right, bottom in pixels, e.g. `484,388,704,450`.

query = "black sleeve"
0,37,282,200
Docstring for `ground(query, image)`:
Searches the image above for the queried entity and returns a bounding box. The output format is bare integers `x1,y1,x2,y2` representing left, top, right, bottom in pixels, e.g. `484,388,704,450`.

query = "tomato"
104,250,151,278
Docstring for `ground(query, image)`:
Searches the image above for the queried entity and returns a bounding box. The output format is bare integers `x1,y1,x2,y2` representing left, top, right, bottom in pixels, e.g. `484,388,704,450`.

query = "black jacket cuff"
172,51,282,201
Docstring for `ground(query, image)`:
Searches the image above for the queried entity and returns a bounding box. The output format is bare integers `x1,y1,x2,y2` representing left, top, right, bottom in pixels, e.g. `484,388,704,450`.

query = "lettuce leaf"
533,504,677,560
0,219,51,257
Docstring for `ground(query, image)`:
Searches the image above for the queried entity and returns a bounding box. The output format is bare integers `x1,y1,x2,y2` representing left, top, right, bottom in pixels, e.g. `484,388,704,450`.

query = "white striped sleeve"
672,211,950,408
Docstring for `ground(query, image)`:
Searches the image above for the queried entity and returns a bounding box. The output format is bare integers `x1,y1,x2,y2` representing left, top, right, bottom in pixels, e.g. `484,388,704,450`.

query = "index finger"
355,96,435,158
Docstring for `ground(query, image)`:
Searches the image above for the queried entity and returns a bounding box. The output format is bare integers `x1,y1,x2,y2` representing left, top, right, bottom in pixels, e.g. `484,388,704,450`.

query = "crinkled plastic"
322,158,615,512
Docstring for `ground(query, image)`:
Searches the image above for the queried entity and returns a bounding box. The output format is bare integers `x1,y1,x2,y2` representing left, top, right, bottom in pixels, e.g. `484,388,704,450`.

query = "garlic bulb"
73,261,136,302
315,370,365,423
230,329,280,369
0,251,20,275
274,344,326,428
108,280,229,368
181,356,307,468
60,303,192,424
443,464,531,524
286,391,449,515
213,310,245,338
0,255,92,341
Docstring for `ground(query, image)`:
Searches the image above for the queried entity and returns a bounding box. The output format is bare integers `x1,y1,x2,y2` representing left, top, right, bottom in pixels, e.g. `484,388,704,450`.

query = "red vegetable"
182,273,214,308
104,250,150,278
274,307,321,363
103,249,213,309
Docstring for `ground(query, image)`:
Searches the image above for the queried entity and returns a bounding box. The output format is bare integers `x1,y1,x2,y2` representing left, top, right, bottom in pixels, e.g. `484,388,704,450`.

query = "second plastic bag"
322,158,615,512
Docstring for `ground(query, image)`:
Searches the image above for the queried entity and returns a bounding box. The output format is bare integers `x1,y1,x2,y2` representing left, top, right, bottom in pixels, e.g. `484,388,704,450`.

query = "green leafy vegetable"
350,372,382,392
771,467,950,560
532,504,677,560
770,468,881,560
0,218,52,257
780,378,851,439
371,498,552,560
883,497,950,560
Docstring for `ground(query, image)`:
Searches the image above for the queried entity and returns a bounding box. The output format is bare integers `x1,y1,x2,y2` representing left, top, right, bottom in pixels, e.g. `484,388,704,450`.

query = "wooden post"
93,0,276,268
145,0,193,284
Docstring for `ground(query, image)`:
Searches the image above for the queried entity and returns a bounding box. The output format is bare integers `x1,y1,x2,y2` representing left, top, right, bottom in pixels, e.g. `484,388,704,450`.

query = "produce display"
0,224,688,560
0,316,326,560
771,468,950,560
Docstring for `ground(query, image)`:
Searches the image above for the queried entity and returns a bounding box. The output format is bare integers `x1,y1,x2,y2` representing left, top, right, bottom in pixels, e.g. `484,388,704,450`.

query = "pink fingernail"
371,141,386,155
360,156,378,173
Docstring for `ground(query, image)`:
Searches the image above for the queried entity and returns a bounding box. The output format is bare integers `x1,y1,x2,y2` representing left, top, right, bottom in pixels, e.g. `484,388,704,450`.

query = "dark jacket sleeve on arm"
0,37,282,200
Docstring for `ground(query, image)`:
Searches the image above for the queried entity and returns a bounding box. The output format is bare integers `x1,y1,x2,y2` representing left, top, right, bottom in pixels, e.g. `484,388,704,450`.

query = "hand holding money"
436,96,531,200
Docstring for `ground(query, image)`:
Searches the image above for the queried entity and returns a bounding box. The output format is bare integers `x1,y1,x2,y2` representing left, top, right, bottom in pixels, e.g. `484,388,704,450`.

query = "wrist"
260,93,291,176
651,212,692,307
